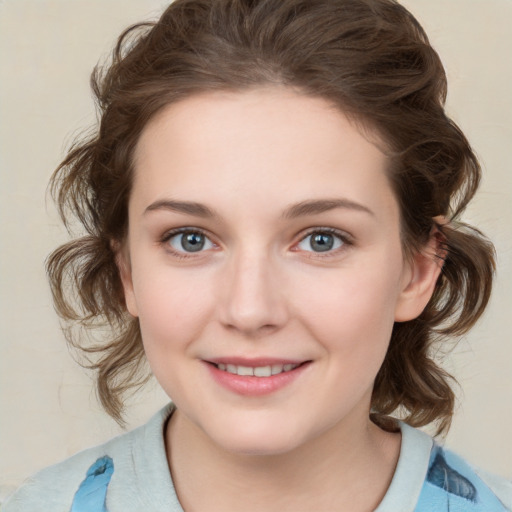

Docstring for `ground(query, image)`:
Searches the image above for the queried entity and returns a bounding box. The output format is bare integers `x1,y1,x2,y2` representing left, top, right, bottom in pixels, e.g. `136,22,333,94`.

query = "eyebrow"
144,198,374,219
281,199,374,219
145,200,217,218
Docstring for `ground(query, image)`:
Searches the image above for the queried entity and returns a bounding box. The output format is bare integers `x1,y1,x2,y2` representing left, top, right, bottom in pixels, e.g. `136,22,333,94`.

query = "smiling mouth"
210,362,308,377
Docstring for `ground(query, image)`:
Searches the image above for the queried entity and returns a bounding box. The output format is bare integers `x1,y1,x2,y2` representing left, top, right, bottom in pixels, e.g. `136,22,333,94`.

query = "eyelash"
296,227,353,258
160,227,216,261
160,227,353,260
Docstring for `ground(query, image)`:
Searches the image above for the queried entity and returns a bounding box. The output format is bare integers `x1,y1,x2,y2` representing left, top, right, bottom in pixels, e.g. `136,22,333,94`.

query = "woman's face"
120,87,438,455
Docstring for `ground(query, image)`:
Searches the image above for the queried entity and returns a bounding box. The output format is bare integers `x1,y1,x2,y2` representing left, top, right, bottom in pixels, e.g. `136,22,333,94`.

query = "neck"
165,407,401,512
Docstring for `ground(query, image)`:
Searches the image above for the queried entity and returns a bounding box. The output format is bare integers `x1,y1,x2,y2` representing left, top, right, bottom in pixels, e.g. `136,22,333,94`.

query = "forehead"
131,87,397,223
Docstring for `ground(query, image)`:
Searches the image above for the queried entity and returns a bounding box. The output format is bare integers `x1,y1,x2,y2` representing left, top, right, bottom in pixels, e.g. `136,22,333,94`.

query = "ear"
112,240,139,318
394,229,445,322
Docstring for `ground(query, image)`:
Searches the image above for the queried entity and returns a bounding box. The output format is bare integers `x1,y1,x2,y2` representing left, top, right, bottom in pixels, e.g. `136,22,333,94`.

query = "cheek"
133,268,215,356
291,260,402,358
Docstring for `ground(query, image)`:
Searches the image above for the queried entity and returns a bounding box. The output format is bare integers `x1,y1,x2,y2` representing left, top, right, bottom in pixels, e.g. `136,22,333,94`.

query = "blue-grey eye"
297,231,344,252
168,231,214,253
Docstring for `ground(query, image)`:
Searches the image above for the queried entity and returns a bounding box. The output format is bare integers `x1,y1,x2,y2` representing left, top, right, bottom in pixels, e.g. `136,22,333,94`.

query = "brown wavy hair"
47,0,495,432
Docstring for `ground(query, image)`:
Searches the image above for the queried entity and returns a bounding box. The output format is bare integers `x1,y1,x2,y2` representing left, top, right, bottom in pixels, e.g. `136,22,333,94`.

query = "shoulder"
377,422,511,512
417,442,512,511
2,404,176,512
2,427,138,512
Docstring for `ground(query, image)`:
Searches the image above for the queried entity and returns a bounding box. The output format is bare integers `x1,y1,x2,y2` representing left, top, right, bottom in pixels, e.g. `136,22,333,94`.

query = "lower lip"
205,362,311,396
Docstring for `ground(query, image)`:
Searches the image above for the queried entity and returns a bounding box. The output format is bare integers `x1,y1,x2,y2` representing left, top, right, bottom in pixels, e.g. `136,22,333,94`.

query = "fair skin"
118,87,442,511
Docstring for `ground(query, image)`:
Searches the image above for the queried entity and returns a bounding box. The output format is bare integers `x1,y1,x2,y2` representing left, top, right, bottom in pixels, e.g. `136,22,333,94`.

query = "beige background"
1,0,511,500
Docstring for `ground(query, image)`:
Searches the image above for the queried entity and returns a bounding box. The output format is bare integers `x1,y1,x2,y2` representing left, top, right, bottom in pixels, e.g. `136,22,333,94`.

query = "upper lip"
205,357,309,367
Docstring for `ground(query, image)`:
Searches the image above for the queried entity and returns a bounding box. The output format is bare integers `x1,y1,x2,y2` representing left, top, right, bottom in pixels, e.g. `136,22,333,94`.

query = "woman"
3,1,511,510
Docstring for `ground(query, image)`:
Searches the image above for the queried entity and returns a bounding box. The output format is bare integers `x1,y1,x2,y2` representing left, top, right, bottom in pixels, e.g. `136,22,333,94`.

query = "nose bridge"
219,245,287,336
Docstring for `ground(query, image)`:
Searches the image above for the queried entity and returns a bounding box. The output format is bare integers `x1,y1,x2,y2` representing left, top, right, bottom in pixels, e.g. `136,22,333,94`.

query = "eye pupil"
310,233,334,252
181,232,205,252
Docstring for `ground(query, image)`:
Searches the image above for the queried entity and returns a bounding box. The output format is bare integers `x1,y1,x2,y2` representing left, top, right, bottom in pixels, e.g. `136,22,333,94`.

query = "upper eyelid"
161,226,213,241
296,227,353,243
160,227,217,254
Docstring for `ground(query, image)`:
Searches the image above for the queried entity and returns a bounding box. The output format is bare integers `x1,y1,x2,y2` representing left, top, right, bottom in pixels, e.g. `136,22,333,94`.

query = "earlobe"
112,241,139,318
394,230,445,322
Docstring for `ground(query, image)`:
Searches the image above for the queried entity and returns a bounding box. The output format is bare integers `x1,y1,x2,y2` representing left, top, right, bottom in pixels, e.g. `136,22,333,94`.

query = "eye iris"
181,232,205,252
310,232,334,252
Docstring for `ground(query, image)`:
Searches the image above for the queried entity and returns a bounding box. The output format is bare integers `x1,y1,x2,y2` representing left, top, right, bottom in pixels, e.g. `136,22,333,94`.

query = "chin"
206,416,310,457
219,435,302,457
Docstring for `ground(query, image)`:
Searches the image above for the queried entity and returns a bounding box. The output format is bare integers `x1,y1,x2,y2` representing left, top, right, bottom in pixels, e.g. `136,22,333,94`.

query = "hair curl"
47,0,495,431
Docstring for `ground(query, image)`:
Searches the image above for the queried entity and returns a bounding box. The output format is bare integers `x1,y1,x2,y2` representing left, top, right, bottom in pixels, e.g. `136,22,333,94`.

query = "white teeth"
254,366,272,377
271,364,283,375
216,363,300,377
237,366,254,376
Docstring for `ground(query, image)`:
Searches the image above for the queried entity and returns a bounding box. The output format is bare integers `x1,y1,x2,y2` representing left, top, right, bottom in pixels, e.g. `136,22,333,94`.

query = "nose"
218,250,289,337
